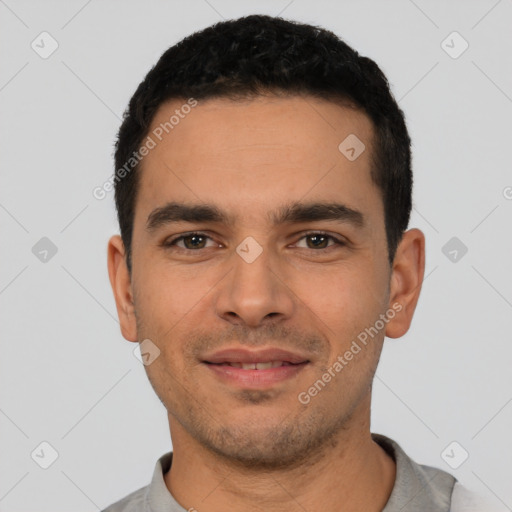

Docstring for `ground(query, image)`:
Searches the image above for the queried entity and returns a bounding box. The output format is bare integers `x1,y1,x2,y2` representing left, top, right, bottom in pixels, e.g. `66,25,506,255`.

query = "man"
103,14,500,512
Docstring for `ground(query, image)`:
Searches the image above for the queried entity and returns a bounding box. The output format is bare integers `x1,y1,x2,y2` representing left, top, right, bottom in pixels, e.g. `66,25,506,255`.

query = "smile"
209,361,297,370
204,361,309,388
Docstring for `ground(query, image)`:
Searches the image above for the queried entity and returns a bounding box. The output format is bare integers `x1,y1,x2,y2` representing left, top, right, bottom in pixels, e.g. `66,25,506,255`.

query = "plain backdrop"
1,0,511,510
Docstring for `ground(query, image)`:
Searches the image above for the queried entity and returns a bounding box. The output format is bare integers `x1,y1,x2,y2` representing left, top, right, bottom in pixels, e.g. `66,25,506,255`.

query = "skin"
108,94,425,512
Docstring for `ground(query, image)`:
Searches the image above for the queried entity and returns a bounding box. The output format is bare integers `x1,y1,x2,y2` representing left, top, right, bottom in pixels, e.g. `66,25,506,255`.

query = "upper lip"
202,348,310,364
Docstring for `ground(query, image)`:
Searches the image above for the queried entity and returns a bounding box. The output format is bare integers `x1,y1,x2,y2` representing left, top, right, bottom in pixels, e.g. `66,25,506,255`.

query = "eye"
294,231,345,250
162,232,219,251
161,231,346,253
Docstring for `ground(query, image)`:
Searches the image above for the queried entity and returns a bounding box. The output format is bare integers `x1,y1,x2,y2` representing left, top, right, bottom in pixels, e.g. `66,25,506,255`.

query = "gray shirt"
102,433,458,511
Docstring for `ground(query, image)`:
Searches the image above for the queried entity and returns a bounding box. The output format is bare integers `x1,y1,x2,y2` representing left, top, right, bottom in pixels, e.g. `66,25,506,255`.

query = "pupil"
185,235,204,249
309,235,327,248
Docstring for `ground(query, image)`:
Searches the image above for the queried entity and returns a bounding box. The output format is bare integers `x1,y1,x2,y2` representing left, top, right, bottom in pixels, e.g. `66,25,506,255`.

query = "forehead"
147,94,373,163
134,95,380,229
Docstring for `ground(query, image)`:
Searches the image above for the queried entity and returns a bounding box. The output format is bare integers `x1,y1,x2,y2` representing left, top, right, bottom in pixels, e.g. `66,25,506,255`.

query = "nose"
214,240,295,328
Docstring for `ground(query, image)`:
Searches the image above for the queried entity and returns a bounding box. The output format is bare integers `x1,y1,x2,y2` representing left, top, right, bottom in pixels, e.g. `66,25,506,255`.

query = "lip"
202,348,310,365
204,361,309,388
202,347,311,389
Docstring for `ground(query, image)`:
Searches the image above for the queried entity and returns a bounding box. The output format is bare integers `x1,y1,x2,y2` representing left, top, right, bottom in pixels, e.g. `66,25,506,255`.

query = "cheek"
295,261,385,334
133,259,208,329
134,238,389,338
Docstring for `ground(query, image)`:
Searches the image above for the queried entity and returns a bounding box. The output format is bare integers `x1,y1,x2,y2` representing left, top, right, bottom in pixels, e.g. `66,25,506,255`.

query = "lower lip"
204,362,309,388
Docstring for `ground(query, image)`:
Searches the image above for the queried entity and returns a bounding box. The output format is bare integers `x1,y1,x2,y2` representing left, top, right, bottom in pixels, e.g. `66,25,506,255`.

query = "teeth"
255,362,273,370
225,361,287,369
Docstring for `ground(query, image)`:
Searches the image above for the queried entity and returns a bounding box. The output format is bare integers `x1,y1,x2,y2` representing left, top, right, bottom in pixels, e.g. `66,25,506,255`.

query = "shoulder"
101,485,148,512
450,482,509,512
100,451,175,512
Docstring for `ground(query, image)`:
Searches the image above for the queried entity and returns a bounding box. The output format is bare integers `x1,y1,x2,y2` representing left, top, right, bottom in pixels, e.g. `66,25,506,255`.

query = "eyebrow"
145,200,365,233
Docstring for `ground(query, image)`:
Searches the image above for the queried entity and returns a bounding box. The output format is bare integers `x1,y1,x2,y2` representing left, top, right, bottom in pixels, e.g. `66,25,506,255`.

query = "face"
108,95,424,469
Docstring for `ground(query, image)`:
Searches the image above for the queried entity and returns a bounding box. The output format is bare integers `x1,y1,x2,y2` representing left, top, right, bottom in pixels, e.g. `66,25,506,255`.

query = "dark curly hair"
114,14,412,273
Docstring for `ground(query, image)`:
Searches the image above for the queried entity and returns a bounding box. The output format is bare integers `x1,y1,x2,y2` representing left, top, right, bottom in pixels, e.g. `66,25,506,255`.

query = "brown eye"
305,234,330,249
295,232,344,250
180,234,207,249
163,232,216,250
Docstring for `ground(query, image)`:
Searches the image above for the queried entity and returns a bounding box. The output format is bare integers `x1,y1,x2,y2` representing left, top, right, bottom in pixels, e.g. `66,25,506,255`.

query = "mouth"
204,360,305,369
201,348,310,388
202,347,310,365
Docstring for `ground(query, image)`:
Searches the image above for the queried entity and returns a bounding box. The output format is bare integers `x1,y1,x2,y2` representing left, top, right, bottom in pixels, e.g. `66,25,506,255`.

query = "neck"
163,394,396,512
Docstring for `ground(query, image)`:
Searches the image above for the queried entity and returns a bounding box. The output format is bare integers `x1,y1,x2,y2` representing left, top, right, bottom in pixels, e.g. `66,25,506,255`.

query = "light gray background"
1,0,511,510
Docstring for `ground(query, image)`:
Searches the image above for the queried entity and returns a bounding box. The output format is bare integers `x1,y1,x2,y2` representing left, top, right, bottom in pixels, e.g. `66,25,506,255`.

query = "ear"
107,235,138,342
385,228,425,339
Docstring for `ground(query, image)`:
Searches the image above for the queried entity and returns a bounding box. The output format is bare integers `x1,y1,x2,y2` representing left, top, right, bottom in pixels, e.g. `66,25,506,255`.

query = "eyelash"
161,231,346,253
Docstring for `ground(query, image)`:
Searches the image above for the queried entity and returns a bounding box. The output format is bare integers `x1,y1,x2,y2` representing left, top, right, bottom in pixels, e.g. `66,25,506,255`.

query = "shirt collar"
372,433,456,512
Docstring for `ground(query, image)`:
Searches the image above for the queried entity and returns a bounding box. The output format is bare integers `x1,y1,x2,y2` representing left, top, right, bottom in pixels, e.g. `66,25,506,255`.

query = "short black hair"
114,14,412,273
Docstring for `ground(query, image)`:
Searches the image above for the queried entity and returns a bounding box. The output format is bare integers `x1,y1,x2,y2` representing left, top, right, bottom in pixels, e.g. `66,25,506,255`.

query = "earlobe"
385,228,425,339
107,235,138,342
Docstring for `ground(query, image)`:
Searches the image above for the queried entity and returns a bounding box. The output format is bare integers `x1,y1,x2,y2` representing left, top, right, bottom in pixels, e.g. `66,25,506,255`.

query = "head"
108,14,424,469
